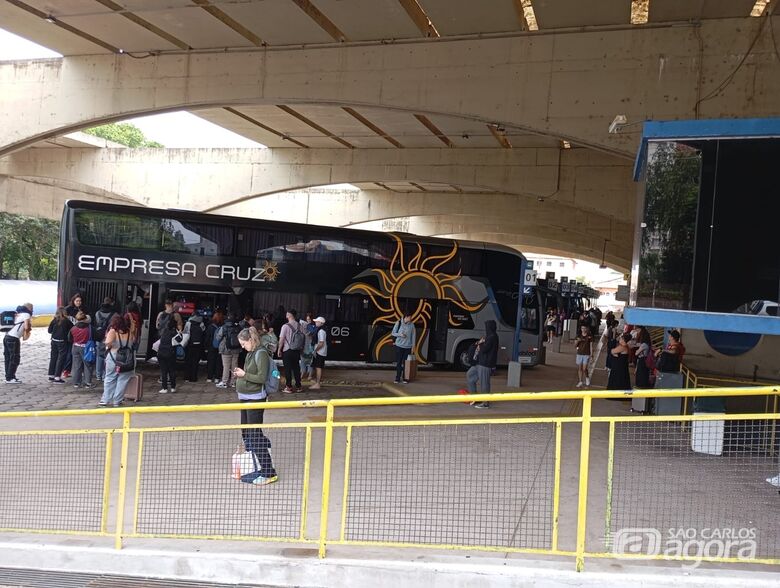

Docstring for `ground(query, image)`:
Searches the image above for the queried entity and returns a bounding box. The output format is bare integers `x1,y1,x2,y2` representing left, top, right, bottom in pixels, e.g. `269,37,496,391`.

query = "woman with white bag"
233,321,279,486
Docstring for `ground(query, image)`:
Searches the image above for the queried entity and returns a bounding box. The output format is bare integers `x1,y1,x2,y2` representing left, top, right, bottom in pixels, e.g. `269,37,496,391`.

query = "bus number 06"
330,326,350,337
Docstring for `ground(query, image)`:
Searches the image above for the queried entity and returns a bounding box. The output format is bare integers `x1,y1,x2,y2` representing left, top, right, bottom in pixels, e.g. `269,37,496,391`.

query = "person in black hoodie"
94,297,117,382
47,307,72,383
465,320,498,409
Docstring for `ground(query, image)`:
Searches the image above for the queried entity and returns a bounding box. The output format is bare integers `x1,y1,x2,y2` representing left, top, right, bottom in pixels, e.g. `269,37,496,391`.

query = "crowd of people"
3,295,331,407
544,305,685,392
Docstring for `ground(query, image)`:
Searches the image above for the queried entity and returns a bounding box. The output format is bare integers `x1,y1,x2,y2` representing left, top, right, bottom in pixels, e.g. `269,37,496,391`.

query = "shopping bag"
231,446,257,480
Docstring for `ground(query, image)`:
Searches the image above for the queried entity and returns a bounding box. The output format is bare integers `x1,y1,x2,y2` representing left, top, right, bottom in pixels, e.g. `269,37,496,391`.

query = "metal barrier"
0,388,778,572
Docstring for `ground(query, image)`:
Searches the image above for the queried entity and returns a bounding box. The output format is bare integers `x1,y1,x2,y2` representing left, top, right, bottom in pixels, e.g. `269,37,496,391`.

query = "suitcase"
124,373,144,402
404,356,418,382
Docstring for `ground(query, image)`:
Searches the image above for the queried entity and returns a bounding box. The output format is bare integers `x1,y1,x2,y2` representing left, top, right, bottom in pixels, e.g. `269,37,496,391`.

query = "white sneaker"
170,387,176,393
585,377,591,386
767,474,780,488
215,382,227,388
158,388,168,394
576,381,583,388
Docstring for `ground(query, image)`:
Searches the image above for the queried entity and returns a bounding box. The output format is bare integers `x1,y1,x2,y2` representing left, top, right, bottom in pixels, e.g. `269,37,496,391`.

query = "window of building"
559,262,565,268
546,261,552,267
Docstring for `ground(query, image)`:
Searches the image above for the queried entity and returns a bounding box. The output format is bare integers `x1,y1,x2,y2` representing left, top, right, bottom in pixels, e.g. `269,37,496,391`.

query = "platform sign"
523,268,538,287
561,276,570,295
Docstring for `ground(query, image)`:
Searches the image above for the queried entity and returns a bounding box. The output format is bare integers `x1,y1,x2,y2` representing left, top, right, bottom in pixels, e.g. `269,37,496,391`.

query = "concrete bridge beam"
1,17,778,157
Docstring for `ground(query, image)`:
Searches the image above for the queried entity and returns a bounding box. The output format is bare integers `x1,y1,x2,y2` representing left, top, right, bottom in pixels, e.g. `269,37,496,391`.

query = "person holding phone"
390,312,416,384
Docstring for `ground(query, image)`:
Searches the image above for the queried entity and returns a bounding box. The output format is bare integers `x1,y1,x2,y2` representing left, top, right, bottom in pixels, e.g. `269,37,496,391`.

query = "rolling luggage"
404,355,418,382
124,373,144,402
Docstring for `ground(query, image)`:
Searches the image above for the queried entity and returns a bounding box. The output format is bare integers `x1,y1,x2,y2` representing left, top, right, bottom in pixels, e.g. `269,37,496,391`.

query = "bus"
58,200,544,369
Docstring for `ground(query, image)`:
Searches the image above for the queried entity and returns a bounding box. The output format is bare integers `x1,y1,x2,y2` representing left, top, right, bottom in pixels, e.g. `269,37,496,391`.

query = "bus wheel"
454,341,477,371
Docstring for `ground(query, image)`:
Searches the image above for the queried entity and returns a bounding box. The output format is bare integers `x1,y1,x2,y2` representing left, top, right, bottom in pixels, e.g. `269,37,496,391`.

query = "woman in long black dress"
607,332,632,390
633,327,652,389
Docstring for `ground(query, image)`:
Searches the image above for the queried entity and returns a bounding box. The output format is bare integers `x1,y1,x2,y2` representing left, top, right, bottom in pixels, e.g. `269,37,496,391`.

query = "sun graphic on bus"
345,235,485,362
262,260,280,282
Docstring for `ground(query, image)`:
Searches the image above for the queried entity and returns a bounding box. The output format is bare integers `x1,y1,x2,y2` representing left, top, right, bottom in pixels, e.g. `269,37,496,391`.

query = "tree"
0,213,60,280
84,122,164,148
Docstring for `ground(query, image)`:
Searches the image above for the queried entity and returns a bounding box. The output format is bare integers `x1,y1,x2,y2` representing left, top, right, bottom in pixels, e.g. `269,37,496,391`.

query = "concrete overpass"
0,144,633,267
0,0,777,272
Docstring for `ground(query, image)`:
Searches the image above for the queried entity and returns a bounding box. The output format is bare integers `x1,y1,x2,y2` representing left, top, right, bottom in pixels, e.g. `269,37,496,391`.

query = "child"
574,324,593,388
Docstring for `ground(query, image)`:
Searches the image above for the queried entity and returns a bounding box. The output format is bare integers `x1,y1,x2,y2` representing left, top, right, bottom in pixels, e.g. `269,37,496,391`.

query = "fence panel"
603,416,780,564
338,421,559,552
0,432,110,535
132,425,313,542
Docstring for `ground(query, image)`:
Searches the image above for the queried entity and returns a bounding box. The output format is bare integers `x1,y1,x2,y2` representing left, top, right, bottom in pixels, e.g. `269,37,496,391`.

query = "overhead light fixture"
561,140,572,149
44,15,56,23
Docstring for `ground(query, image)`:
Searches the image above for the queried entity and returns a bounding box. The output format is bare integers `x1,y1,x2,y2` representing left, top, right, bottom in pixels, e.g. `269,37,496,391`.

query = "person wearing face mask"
390,312,416,384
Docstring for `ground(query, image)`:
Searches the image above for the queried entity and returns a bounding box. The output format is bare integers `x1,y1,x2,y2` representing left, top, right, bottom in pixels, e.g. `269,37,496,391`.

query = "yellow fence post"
604,421,616,551
318,403,335,558
551,421,562,552
300,426,312,541
100,432,113,534
114,410,131,550
575,396,592,572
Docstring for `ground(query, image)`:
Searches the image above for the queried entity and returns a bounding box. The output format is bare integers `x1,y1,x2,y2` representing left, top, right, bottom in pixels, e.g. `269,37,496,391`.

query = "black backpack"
188,319,204,345
226,323,242,350
157,317,175,358
111,334,135,373
95,312,115,342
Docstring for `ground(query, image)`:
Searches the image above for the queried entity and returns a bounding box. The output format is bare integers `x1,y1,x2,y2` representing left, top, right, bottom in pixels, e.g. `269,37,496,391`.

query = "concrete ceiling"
1,0,767,57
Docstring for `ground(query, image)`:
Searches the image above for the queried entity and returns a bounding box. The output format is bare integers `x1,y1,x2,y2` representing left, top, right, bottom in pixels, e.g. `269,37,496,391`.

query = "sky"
0,28,263,148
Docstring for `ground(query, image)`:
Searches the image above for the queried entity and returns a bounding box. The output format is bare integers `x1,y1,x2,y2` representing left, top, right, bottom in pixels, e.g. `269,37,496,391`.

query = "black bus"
58,200,544,368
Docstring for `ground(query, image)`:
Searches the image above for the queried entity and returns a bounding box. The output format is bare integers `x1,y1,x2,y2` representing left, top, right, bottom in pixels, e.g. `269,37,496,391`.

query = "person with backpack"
94,297,117,382
277,309,304,394
390,312,416,385
68,311,95,389
4,302,33,384
99,315,135,407
205,311,224,383
299,312,316,382
183,313,206,382
216,313,242,389
466,320,498,409
156,313,180,394
233,322,279,485
47,306,72,383
309,316,328,390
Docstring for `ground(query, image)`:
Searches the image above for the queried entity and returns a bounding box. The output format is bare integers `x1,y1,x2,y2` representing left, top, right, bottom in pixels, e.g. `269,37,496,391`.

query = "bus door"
426,300,449,363
128,282,155,358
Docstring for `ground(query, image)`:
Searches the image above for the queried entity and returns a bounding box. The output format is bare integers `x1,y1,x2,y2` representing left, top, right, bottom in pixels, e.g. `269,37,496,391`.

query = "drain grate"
0,568,287,588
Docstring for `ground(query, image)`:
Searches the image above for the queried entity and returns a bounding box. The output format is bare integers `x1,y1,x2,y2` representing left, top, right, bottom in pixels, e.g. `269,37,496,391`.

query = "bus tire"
454,340,477,371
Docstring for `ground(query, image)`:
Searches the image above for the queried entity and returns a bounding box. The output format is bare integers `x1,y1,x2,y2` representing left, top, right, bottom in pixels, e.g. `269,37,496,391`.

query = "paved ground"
1,327,610,412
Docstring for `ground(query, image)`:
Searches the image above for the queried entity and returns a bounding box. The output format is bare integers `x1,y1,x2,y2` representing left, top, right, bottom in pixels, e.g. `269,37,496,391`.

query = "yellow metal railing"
0,388,778,572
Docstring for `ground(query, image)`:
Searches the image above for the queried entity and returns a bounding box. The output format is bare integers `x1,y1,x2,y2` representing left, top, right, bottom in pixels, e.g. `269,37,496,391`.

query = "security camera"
608,114,627,134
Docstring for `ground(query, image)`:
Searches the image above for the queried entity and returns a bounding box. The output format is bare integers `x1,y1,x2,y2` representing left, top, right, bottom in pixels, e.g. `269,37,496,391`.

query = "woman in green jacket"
234,322,279,485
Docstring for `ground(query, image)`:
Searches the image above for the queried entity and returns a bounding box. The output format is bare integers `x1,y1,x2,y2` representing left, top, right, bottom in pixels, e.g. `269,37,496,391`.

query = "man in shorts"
574,324,593,388
309,316,327,390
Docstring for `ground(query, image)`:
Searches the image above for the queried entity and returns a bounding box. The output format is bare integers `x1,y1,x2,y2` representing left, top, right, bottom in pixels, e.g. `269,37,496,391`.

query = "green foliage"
639,142,701,307
0,213,60,280
83,122,164,148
